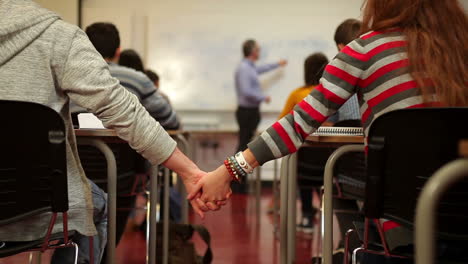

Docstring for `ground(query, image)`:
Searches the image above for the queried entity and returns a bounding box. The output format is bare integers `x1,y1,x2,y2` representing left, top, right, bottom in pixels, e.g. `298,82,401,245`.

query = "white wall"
34,0,78,25
461,0,468,11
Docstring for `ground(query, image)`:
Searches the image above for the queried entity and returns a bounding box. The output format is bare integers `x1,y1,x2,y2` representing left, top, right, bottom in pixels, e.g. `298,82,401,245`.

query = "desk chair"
297,146,336,233
320,145,365,264
348,108,468,263
0,100,82,264
416,159,468,264
77,143,147,259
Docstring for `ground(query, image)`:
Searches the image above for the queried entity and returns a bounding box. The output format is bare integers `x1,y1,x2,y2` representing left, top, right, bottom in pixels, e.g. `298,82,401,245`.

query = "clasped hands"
185,165,233,218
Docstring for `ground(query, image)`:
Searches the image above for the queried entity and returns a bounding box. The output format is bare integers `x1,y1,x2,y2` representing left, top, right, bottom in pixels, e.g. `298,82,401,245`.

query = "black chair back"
297,147,336,188
72,111,146,194
335,151,366,200
77,144,146,194
0,100,67,225
365,108,468,238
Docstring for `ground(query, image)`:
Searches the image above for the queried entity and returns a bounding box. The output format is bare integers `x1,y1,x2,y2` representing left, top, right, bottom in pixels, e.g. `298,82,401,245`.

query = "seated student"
117,49,173,105
85,23,180,130
329,18,366,259
277,53,329,233
145,69,172,105
119,51,182,226
0,1,219,263
118,49,145,72
193,0,468,260
84,27,182,256
328,18,362,126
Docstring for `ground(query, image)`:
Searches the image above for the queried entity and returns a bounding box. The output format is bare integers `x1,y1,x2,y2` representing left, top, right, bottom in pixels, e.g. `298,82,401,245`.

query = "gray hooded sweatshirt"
0,0,176,241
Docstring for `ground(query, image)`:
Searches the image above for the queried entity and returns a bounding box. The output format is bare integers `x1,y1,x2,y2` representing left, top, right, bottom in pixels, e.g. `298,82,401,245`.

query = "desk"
187,130,263,217
75,129,189,264
75,129,121,264
280,134,364,264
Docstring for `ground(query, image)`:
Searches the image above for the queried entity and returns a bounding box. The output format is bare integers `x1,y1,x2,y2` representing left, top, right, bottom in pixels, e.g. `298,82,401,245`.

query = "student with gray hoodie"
0,0,227,263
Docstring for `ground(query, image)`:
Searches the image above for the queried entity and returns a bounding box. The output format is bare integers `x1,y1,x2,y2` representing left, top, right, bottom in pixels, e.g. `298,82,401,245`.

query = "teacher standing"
235,39,287,153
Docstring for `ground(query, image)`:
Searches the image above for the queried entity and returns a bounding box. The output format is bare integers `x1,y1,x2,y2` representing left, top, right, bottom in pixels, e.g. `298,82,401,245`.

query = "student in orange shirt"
278,53,329,119
278,53,329,233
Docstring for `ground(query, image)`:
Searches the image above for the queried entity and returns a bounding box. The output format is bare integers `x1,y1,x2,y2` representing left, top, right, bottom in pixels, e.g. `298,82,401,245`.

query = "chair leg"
373,219,391,256
72,242,79,264
344,229,355,264
36,252,42,264
28,252,34,264
352,247,363,264
89,236,95,264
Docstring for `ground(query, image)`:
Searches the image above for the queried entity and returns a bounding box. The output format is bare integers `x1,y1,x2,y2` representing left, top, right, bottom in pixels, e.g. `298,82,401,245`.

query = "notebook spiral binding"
312,127,364,136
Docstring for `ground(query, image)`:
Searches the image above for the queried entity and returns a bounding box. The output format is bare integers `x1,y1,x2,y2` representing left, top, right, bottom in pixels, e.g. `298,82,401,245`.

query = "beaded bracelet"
228,156,247,178
224,159,240,182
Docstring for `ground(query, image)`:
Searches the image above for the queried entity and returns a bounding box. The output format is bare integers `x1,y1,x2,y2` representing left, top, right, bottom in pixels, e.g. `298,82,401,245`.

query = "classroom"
0,0,467,263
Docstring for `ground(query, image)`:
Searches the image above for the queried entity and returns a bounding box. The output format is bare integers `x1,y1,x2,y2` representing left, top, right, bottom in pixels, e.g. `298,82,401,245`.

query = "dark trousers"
236,106,260,152
299,187,318,218
233,106,260,193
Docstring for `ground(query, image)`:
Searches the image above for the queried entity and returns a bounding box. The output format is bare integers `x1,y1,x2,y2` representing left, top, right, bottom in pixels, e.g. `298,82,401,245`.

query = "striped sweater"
249,30,431,165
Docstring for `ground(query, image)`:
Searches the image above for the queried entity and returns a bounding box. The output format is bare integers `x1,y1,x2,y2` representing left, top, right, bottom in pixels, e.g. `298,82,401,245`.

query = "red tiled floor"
117,190,315,264
0,251,52,264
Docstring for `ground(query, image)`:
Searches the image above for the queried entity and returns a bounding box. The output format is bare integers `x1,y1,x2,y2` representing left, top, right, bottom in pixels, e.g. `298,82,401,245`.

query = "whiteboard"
83,0,362,111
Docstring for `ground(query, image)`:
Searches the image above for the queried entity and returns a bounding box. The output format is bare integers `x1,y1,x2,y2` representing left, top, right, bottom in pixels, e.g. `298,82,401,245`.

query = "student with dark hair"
145,69,172,105
334,18,362,51
119,49,145,73
145,69,159,85
329,18,363,125
277,53,329,233
85,22,180,130
85,23,183,261
278,53,329,119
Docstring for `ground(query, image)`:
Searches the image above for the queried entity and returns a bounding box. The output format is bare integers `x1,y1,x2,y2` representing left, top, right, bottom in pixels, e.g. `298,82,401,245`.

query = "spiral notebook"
312,127,364,136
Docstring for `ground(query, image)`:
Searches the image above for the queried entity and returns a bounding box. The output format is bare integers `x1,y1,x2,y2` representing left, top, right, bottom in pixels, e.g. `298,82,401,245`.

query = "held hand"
278,59,288,67
182,169,211,219
187,165,232,207
264,96,272,104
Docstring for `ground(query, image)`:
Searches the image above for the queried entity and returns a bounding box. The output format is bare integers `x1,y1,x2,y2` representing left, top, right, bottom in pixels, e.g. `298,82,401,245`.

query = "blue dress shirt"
235,59,279,108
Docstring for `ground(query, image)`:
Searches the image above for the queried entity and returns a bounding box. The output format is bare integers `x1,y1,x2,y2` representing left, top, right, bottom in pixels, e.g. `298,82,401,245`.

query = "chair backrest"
77,144,145,193
297,146,336,187
365,108,468,238
0,100,68,226
334,151,366,200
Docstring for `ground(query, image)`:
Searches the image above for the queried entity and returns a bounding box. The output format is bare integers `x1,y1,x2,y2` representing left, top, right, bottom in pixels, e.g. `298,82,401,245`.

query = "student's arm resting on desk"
56,28,224,216
190,41,366,203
